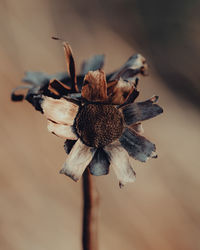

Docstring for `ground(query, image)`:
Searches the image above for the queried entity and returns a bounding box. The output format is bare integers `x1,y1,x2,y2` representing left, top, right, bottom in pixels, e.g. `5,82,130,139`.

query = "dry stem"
82,168,99,250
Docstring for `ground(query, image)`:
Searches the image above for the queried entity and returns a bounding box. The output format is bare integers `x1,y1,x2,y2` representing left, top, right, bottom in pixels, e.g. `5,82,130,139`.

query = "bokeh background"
0,0,200,249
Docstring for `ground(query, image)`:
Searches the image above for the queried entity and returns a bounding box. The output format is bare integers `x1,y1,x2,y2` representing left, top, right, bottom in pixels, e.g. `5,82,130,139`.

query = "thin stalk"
82,168,99,250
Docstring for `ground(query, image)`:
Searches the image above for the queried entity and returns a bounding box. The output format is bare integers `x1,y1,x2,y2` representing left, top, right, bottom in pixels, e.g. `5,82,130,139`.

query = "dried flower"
12,42,163,187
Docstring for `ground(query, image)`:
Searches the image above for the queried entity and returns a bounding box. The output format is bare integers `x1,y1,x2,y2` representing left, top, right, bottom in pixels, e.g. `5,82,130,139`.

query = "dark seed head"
75,104,123,147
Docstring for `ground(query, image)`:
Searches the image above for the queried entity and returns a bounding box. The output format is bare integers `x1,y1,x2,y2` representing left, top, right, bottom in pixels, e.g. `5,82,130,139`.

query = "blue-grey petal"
121,96,163,125
88,148,110,176
119,128,157,162
22,71,50,86
109,54,148,81
81,55,105,75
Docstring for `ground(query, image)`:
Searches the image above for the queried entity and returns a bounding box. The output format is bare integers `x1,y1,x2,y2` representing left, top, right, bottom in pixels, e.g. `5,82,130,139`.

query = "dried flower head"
12,42,163,187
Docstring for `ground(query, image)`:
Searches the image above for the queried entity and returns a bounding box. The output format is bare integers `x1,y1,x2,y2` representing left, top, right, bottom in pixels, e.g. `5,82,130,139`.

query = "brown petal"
81,70,108,102
63,42,78,92
48,79,71,96
105,141,136,187
60,139,95,181
41,96,79,125
47,120,77,139
107,78,137,105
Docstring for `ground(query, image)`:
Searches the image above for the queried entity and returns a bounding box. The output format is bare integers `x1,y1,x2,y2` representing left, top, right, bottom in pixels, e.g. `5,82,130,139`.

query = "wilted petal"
119,128,157,162
107,78,136,105
119,78,139,105
60,139,95,181
41,96,79,125
81,55,105,75
81,70,108,102
109,54,148,81
88,148,110,176
47,120,77,139
121,96,163,125
22,71,50,86
48,79,71,96
11,85,32,101
105,142,136,187
63,42,78,92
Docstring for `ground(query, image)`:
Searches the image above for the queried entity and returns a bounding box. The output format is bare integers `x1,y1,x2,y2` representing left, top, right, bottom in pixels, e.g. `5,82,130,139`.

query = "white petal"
60,139,94,181
105,142,136,187
47,120,77,139
41,96,79,125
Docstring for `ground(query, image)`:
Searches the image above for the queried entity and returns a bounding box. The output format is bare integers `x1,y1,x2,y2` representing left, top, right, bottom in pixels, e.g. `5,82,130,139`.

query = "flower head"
12,42,163,187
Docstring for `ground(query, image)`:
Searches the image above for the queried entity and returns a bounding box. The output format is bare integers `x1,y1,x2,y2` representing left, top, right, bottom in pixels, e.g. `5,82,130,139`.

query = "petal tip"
59,168,79,182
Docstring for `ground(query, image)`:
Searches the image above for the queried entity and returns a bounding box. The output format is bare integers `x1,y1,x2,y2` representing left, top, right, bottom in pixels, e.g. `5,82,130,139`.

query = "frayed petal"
105,142,136,187
109,54,148,81
47,120,77,139
121,95,163,125
119,128,157,162
81,70,108,102
88,148,110,176
60,139,95,181
41,96,79,125
81,55,105,75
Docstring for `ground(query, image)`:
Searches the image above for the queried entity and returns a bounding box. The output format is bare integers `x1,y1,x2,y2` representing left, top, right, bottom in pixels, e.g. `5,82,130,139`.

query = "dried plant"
11,41,163,250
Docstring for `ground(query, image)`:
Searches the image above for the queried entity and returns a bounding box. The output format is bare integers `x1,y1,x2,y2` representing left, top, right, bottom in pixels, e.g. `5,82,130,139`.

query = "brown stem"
82,168,99,250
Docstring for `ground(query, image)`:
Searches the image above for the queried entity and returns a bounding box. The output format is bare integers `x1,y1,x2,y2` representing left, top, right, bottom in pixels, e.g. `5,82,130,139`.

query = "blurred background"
0,0,200,249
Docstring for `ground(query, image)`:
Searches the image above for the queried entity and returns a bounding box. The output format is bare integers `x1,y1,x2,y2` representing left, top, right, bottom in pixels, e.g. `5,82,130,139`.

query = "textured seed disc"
75,104,123,148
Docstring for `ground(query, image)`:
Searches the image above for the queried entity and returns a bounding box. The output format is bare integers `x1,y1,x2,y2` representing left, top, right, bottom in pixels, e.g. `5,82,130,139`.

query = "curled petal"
63,42,78,92
60,139,95,181
107,78,136,105
119,78,139,106
41,96,79,125
81,70,108,102
48,79,71,96
119,128,157,162
11,85,32,101
88,148,110,176
47,120,77,139
81,55,105,75
105,142,136,187
121,96,163,125
109,54,148,81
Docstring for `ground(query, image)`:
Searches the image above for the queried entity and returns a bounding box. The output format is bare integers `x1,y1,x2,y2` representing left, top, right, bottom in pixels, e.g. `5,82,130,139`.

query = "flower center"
75,104,124,148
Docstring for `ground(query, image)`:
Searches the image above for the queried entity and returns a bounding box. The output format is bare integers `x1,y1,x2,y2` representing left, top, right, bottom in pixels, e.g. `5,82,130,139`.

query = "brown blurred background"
0,0,200,249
